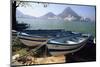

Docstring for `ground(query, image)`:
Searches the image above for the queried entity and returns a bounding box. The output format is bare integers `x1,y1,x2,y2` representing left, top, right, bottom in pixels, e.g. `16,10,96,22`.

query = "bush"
16,48,29,57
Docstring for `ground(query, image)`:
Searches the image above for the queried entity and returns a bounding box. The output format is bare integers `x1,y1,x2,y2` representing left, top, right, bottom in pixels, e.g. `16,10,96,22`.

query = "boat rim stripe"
48,44,84,52
19,37,46,42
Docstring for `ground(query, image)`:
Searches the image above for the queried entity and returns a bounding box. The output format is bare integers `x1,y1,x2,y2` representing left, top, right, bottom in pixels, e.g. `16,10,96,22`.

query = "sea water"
17,18,96,37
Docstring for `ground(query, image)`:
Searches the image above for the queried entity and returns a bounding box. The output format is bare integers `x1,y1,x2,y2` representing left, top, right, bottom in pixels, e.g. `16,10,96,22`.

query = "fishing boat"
17,30,91,55
18,32,50,47
46,33,91,56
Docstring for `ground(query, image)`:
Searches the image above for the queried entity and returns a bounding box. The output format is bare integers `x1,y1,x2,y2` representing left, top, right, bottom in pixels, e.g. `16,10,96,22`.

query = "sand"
12,55,66,65
31,55,66,64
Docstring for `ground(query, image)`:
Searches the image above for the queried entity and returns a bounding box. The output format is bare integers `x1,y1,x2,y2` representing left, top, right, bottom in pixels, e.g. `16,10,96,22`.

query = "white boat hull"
47,37,89,56
18,36,48,47
47,42,87,56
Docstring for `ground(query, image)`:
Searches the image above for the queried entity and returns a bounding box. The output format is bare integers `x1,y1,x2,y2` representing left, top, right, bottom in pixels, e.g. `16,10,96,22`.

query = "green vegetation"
12,36,47,57
16,48,29,56
12,37,25,56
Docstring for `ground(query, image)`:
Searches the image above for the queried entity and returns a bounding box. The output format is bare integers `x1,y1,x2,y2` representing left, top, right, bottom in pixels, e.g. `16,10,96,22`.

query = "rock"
12,54,20,60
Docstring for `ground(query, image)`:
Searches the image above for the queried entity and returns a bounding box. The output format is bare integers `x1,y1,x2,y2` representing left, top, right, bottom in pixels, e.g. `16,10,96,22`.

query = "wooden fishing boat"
18,32,50,47
46,34,91,56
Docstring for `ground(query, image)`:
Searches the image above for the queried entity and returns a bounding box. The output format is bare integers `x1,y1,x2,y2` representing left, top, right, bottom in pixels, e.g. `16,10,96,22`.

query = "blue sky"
17,3,95,21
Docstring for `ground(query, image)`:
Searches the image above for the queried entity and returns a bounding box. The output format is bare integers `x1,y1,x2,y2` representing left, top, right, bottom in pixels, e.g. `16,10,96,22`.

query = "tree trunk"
12,1,29,31
12,1,17,30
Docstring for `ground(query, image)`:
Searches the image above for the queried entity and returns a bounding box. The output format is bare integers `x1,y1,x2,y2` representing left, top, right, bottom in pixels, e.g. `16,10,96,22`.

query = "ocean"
17,18,96,37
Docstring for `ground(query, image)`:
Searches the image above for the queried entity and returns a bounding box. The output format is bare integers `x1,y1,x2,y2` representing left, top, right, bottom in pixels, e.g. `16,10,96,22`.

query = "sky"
17,2,96,21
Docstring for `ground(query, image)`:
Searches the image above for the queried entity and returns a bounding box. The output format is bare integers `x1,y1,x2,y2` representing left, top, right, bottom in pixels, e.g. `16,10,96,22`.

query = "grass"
12,36,45,57
12,36,28,56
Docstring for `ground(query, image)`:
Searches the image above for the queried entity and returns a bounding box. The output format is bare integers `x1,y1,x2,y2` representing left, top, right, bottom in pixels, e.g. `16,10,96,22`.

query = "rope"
31,40,48,53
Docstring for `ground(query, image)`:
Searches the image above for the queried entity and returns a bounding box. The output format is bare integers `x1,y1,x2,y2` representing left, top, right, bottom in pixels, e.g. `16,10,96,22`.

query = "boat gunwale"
18,37,47,42
47,37,89,46
48,43,84,52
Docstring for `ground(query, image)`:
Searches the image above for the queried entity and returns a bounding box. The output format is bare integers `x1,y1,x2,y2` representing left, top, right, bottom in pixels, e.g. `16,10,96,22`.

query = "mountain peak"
40,12,56,19
45,12,56,17
58,7,81,20
64,7,72,11
16,9,36,19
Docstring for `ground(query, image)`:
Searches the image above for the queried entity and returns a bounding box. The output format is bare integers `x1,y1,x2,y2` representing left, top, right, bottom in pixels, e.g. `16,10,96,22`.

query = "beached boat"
46,34,91,56
18,32,50,47
17,30,91,56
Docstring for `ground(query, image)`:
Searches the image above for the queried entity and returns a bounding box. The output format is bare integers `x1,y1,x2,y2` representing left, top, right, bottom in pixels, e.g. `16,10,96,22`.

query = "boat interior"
48,33,89,45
